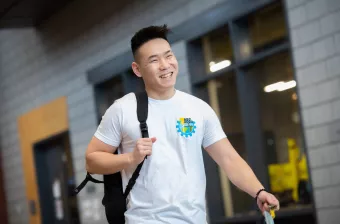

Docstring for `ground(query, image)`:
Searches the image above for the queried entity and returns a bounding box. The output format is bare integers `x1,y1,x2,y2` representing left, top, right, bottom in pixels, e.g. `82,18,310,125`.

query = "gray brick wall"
0,0,224,223
286,0,340,223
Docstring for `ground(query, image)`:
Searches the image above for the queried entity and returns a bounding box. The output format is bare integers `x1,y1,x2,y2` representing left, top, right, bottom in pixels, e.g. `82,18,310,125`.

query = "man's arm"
85,136,132,175
205,137,263,197
205,137,279,212
86,136,157,175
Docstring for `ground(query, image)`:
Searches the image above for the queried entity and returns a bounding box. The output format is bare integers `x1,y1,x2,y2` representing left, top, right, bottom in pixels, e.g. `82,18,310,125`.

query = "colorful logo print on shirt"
176,118,197,137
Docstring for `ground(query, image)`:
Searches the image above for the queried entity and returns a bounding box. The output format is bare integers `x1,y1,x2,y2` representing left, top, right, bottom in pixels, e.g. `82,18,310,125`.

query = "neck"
145,86,176,100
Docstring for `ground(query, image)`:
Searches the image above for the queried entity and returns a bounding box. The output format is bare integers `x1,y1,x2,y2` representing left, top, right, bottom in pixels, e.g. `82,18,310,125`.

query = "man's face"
132,38,178,91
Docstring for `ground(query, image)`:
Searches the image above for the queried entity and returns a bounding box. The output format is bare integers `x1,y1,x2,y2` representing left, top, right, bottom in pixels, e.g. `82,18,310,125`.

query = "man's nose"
159,58,170,70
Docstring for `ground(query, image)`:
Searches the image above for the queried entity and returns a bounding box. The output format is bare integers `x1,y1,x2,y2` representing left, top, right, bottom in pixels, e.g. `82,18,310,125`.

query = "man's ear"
132,62,142,78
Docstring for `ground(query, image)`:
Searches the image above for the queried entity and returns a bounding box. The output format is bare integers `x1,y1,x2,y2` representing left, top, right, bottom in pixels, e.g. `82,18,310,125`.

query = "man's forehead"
142,39,170,51
135,39,172,61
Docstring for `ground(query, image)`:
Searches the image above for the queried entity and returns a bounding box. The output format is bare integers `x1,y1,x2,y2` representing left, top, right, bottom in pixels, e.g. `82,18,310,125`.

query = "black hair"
130,24,170,57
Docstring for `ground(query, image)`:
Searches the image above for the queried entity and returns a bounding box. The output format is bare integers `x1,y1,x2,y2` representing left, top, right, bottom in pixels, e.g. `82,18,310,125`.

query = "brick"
308,148,324,168
187,0,222,19
303,102,332,127
316,77,340,103
326,55,340,77
318,207,340,224
175,75,192,93
335,32,340,53
70,127,96,146
314,186,340,208
69,112,97,134
67,85,93,106
178,58,190,77
329,119,340,143
299,85,319,107
305,0,328,20
3,153,22,170
74,158,86,172
330,164,340,185
72,142,89,159
311,167,331,188
320,11,340,36
286,0,309,9
332,99,340,120
327,0,340,12
312,36,336,61
293,45,314,68
68,100,96,120
313,188,324,208
322,144,340,165
288,5,307,28
171,41,187,60
158,3,190,29
296,61,327,87
305,125,330,148
296,20,322,46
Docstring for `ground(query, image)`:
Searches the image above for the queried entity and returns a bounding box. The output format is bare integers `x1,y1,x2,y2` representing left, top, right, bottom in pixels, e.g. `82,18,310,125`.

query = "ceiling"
0,0,74,29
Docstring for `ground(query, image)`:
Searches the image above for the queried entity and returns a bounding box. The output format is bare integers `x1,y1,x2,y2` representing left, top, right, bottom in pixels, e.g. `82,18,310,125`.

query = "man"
85,24,279,223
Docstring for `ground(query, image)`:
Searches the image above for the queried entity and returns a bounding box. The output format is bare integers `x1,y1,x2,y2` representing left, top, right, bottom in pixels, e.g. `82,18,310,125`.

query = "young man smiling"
85,25,280,223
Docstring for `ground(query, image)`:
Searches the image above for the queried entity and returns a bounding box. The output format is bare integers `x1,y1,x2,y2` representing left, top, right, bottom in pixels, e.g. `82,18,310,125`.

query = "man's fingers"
145,150,152,156
268,195,280,210
139,137,157,145
138,145,152,152
263,202,269,212
140,141,153,147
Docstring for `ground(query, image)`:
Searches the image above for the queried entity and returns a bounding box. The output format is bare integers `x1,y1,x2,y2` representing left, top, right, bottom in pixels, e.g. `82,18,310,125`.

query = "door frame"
17,97,69,224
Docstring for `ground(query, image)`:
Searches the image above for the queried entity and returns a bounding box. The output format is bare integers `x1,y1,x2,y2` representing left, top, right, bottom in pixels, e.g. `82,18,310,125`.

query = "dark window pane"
95,75,124,121
247,51,312,208
198,71,254,216
233,2,288,60
248,2,288,52
201,25,234,74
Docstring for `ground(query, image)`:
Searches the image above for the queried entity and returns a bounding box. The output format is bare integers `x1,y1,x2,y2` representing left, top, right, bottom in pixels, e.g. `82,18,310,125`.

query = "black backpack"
74,91,149,224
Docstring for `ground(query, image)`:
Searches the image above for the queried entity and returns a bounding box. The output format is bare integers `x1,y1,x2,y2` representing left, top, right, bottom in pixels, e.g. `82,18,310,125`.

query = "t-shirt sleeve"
94,100,123,147
202,102,227,148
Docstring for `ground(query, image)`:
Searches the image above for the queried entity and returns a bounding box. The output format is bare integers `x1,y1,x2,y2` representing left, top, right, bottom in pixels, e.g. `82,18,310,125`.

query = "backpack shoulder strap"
74,172,104,195
123,91,149,198
136,91,149,138
74,91,149,196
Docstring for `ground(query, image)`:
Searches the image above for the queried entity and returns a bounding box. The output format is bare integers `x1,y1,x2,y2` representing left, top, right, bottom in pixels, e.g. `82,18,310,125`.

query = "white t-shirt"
94,90,226,224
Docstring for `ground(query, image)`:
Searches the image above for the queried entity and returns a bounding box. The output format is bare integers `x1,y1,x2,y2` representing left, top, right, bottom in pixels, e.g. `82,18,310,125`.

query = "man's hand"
257,191,280,213
129,137,157,165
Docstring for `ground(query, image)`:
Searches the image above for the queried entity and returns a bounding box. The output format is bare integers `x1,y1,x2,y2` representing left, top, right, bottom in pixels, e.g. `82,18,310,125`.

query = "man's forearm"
222,154,264,198
86,152,132,175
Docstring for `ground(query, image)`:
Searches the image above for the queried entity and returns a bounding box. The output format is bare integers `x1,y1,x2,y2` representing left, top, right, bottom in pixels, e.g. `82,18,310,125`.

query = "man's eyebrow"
147,50,172,60
164,50,172,55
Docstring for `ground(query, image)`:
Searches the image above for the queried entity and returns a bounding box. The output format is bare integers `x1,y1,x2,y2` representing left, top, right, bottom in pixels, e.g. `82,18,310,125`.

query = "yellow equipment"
268,138,309,202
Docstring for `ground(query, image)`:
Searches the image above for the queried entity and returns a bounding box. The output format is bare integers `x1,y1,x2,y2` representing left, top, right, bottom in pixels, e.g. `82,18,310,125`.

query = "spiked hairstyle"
130,24,170,58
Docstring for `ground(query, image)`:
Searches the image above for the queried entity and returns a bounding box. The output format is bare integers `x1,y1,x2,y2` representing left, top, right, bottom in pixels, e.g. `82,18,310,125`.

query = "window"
248,2,288,52
95,75,124,121
94,69,143,123
201,25,234,74
232,1,288,60
200,72,253,215
188,1,313,223
247,51,312,207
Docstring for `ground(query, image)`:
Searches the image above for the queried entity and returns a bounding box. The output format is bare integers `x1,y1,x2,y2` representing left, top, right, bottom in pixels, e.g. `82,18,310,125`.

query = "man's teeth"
160,72,173,79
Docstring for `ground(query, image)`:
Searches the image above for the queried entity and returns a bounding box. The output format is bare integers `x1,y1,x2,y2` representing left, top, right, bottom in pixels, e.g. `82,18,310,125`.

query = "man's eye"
167,55,173,58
